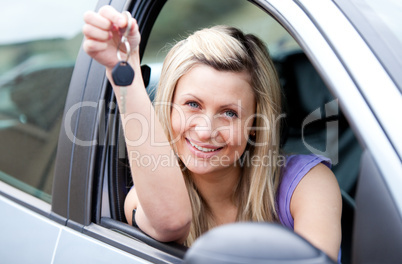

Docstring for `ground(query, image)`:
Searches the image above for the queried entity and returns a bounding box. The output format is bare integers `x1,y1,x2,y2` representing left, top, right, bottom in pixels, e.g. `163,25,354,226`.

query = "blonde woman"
83,6,342,262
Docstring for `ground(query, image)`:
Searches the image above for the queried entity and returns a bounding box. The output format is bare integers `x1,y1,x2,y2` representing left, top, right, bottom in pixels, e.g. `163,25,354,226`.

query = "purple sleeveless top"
276,154,341,263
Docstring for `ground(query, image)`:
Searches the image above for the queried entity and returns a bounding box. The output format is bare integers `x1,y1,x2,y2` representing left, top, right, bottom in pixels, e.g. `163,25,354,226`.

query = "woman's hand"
83,5,141,71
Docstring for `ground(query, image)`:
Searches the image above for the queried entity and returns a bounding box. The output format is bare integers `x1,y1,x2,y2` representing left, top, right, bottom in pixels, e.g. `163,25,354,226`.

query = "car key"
112,61,134,87
112,11,134,114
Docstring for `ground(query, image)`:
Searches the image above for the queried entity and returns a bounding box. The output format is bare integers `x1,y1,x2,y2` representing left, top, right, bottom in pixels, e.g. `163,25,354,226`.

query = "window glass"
0,0,97,202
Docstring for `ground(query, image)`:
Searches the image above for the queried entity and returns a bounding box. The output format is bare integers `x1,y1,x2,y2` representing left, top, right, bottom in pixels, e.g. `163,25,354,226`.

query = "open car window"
140,0,361,194
101,1,362,263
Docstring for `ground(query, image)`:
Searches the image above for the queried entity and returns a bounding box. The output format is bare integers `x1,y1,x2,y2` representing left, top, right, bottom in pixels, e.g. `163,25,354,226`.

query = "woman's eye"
224,110,238,118
187,101,199,109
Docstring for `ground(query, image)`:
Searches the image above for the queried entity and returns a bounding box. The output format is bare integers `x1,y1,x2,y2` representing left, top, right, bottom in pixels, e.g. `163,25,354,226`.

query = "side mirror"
183,222,335,264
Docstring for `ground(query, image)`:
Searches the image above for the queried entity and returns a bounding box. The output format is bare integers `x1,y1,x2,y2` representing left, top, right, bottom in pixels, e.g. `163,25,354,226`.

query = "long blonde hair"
154,26,283,246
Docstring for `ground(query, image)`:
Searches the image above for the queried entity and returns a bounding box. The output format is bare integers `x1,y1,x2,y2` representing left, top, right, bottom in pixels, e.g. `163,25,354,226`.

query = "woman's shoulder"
283,154,331,173
276,154,332,228
280,153,332,193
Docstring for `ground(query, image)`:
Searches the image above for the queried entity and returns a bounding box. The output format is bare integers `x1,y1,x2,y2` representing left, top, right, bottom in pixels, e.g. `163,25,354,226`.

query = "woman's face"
171,64,256,176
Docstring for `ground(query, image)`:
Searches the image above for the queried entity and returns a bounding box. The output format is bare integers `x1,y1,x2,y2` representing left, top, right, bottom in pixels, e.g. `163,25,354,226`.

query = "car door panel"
0,185,154,264
353,151,402,263
0,195,59,263
53,227,153,264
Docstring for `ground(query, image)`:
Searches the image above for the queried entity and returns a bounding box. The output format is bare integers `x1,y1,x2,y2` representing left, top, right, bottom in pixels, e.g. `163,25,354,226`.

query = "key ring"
117,11,133,62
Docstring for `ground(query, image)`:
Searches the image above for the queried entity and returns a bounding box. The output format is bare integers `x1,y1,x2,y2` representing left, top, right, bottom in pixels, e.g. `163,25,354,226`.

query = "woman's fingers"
97,6,141,53
83,39,108,54
126,18,141,52
83,10,112,31
98,5,127,28
83,24,111,41
127,18,140,39
82,5,140,68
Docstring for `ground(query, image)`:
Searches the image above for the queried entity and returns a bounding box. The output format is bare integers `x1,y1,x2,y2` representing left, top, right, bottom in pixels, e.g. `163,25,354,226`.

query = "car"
1,0,401,263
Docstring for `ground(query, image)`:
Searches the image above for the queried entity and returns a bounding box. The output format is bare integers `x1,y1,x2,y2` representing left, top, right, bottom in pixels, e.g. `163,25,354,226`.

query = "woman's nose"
190,113,216,141
194,124,213,140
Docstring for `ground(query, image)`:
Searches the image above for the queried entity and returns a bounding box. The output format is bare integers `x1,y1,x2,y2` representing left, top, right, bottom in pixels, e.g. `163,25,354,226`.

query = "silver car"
1,0,401,263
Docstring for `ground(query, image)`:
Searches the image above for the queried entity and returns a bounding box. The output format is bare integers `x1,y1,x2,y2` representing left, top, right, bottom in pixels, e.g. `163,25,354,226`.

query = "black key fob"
112,61,134,86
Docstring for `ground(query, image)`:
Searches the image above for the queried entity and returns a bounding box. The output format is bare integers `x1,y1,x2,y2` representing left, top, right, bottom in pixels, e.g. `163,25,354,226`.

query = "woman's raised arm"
83,5,191,243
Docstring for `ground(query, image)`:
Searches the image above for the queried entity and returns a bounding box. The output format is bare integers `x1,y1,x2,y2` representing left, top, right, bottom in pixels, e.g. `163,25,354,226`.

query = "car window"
140,0,361,194
105,1,362,262
0,0,97,202
110,0,302,223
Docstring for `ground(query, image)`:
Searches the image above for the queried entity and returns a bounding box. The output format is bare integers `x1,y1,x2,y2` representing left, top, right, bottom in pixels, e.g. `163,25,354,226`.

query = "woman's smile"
185,138,225,159
187,138,223,153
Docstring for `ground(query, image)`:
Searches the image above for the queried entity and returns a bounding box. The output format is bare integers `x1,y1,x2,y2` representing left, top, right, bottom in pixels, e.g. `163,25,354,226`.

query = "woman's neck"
191,165,241,224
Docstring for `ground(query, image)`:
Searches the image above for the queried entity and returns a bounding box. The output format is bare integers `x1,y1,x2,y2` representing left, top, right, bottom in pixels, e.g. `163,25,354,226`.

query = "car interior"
96,0,363,263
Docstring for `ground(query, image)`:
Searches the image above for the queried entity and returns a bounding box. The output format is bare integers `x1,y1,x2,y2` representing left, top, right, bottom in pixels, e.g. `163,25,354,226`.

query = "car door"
2,0,400,263
0,0,157,263
44,0,367,262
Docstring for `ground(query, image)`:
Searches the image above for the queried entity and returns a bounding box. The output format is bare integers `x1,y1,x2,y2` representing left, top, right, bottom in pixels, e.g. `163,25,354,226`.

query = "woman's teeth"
189,140,220,152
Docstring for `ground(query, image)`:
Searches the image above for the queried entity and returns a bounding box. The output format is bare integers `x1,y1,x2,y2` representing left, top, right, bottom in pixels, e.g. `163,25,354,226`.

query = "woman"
83,6,342,261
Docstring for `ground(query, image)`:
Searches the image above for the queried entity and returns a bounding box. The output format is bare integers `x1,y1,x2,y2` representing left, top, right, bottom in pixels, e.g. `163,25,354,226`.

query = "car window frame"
48,0,188,262
92,0,363,259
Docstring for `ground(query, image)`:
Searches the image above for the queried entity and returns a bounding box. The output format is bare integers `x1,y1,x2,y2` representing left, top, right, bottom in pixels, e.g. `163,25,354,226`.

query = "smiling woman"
82,8,342,260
